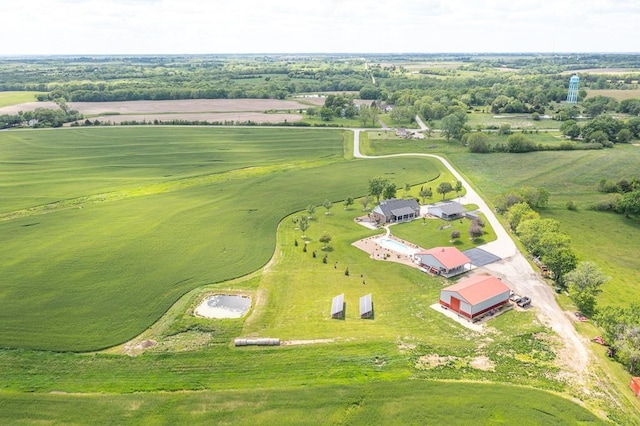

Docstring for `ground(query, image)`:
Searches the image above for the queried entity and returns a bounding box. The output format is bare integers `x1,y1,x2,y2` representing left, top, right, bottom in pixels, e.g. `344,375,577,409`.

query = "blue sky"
2,0,637,55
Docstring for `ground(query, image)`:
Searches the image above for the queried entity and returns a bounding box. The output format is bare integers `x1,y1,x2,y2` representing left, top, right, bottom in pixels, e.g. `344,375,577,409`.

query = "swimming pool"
376,238,418,257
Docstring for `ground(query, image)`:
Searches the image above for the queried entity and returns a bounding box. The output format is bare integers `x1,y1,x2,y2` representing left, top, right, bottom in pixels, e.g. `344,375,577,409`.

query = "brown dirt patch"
123,339,157,356
87,112,303,124
470,355,495,371
0,99,310,115
415,354,456,369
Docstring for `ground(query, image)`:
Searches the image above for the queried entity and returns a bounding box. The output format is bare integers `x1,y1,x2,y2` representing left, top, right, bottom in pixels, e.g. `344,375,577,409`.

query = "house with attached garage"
371,198,420,225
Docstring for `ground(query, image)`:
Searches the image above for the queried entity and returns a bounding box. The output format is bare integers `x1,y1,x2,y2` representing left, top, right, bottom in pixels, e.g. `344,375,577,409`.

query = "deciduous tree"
441,114,463,141
419,186,433,204
566,262,609,316
343,196,354,210
360,196,372,211
382,183,397,200
319,233,332,249
368,177,389,202
436,182,454,200
323,199,333,215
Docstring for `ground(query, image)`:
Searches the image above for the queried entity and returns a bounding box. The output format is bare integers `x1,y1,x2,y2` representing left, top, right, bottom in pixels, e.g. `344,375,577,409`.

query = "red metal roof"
417,247,471,269
631,377,640,397
442,274,510,305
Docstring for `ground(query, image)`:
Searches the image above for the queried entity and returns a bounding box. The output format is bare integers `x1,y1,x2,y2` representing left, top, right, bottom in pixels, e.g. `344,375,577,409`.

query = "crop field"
0,127,443,351
585,89,640,101
0,91,45,108
0,98,312,115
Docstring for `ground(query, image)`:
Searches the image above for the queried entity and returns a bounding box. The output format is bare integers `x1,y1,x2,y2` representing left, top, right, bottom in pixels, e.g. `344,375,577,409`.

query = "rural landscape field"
1,49,640,425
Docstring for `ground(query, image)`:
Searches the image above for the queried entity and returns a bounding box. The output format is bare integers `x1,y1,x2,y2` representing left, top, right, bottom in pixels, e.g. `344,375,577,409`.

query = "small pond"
194,294,251,319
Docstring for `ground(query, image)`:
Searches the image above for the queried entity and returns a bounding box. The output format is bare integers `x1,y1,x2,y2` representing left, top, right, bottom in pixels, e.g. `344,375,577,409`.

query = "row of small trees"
499,188,606,314
498,188,640,373
368,178,463,203
560,115,640,144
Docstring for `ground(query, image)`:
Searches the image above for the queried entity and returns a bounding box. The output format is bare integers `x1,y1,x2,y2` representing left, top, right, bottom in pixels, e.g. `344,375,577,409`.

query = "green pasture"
446,146,640,308
0,381,602,425
360,130,468,156
0,127,444,351
464,111,563,130
391,211,497,251
0,91,44,108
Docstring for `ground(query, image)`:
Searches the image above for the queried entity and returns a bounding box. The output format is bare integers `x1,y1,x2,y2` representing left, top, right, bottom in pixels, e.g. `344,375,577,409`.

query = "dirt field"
0,99,310,115
85,112,303,124
585,89,640,101
562,68,640,75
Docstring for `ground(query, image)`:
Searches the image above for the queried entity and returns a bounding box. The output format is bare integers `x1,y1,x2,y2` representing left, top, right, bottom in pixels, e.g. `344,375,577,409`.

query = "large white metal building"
439,274,510,320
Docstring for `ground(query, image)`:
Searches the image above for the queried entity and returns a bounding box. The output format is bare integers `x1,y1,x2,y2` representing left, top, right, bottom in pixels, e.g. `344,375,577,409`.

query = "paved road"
351,128,590,378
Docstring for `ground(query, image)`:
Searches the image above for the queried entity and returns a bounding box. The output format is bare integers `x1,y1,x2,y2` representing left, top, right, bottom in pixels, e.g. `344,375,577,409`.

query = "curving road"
351,128,590,379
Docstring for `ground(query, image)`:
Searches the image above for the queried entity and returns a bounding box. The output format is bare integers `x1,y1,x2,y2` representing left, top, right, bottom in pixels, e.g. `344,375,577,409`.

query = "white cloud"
0,0,636,54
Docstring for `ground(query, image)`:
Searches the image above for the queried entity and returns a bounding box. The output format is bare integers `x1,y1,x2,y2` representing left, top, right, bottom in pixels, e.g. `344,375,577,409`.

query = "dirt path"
351,128,591,381
414,115,429,131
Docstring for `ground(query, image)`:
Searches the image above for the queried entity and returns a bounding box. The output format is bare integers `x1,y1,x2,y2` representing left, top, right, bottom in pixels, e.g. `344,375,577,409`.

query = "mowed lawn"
0,127,444,351
391,211,496,251
0,91,45,108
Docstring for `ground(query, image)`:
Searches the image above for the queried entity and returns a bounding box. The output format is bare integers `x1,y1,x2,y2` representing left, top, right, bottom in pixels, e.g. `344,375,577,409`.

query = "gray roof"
391,206,417,217
375,198,419,217
437,202,466,216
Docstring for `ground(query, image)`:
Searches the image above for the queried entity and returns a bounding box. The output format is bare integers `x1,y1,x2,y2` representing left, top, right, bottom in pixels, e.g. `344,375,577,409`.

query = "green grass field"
0,381,602,425
455,111,563,130
0,91,45,107
0,127,443,351
0,126,632,422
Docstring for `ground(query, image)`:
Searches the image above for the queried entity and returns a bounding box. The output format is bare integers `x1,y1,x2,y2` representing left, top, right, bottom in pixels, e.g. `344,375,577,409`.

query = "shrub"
466,133,491,153
588,197,619,211
506,134,536,153
566,201,578,211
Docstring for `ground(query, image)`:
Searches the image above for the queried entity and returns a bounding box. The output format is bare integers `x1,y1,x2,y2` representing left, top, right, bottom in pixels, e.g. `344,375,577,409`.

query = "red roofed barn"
440,274,510,320
415,247,471,277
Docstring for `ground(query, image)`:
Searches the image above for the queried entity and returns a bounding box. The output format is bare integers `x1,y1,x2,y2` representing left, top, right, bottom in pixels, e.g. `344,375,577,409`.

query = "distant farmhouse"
428,201,466,221
415,247,471,277
371,198,420,225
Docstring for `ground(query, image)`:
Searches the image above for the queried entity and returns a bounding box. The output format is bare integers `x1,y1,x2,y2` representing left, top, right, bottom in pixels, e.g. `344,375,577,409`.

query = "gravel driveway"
352,128,591,380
